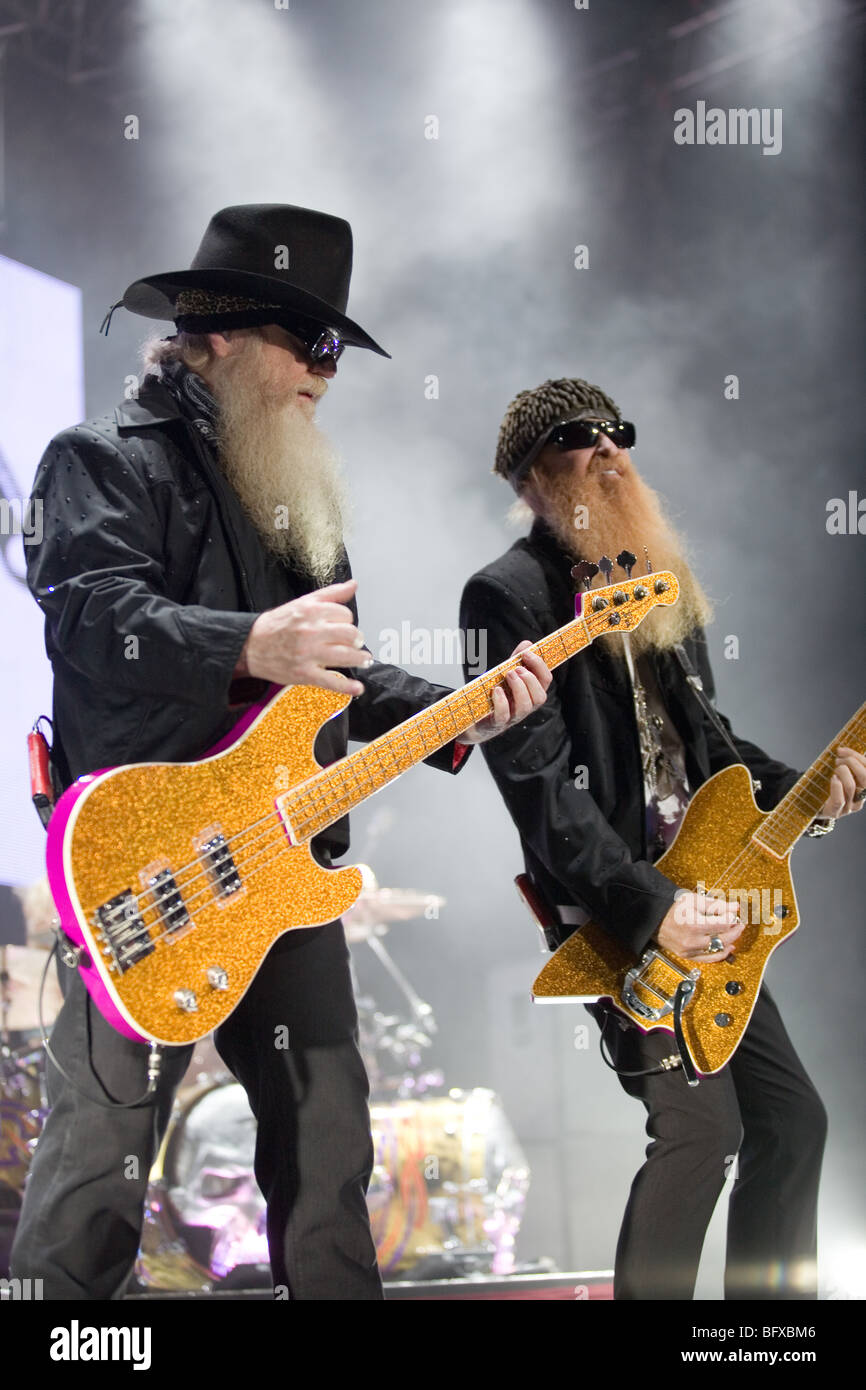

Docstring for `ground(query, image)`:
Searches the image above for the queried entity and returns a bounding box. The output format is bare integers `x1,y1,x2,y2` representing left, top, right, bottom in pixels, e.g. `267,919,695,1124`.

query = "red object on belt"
28,726,55,826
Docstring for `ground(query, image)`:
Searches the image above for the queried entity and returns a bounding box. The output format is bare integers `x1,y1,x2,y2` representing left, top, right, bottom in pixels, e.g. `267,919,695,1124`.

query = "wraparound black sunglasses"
547,418,636,452
277,319,345,365
514,416,636,483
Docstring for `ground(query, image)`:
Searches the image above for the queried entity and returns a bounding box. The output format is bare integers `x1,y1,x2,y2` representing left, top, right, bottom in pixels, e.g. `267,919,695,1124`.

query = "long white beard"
210,344,348,584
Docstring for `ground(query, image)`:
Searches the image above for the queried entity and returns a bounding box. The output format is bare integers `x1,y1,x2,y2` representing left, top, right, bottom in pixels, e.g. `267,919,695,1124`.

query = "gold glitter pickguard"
532,764,798,1074
65,685,364,1044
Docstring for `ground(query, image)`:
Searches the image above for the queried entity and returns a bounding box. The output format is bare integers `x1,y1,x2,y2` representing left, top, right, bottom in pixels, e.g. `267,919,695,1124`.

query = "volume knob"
173,989,198,1013
206,966,229,991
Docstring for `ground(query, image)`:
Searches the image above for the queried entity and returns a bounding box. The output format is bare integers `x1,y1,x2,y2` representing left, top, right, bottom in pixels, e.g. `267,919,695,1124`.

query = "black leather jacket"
27,374,466,861
460,518,799,955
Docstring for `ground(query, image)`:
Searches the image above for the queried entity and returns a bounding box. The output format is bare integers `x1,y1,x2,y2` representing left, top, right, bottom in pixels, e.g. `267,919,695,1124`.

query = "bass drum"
138,1079,270,1292
138,1082,528,1290
0,1043,48,1278
369,1089,529,1279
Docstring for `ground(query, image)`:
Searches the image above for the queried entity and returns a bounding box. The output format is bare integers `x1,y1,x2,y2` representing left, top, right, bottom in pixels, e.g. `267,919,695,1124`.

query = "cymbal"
0,945,63,1032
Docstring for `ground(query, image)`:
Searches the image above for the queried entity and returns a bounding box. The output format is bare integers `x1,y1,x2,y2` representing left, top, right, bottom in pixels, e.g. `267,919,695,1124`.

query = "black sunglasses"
547,418,636,452
278,320,346,365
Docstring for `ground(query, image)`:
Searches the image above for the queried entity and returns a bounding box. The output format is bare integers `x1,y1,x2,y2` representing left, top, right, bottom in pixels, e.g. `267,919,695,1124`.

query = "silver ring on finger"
855,787,866,803
707,934,724,954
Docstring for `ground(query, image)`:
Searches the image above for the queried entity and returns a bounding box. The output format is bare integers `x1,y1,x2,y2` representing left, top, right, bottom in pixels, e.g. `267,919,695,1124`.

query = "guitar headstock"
576,571,680,635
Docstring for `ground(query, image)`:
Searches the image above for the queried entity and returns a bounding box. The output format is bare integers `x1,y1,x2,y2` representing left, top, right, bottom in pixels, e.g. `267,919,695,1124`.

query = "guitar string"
105,700,494,957
92,612,602,934
136,793,820,964
92,681,489,928
612,710,865,973
757,736,866,847
111,725,835,951
695,707,865,872
99,678,862,963
142,820,769,959
94,677,498,941
100,700,863,965
85,595,697,961
96,666,559,953
700,758,852,908
748,722,866,852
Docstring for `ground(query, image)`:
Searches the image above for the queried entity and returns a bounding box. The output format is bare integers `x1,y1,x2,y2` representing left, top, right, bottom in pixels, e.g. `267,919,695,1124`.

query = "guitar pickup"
142,865,191,941
196,829,242,901
93,889,153,973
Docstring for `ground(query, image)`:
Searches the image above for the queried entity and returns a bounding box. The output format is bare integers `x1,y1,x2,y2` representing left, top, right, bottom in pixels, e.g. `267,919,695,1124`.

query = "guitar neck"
755,701,866,856
281,612,592,844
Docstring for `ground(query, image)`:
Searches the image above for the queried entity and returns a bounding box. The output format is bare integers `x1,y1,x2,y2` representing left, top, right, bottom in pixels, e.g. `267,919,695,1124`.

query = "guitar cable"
32,938,165,1224
37,934,164,1113
672,644,761,792
597,983,699,1086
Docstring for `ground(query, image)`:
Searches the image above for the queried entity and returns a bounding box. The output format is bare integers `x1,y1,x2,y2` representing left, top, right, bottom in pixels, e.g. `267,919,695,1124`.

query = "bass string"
95,723,459,948
761,716,866,848
90,594,662,945
97,676,489,930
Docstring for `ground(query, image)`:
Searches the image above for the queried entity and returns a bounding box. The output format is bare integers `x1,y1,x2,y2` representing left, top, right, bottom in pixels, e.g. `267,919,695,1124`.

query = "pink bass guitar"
47,573,679,1044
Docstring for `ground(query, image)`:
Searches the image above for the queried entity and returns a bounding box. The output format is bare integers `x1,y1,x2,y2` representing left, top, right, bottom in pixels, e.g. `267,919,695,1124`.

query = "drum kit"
0,882,64,1276
1,871,531,1291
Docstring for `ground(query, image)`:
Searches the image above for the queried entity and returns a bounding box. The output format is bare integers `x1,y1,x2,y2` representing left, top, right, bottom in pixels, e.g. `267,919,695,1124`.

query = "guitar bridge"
622,949,699,1022
93,890,153,973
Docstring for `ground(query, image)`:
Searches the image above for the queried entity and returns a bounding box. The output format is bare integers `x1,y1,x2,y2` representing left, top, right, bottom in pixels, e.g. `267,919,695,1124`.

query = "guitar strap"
672,642,760,791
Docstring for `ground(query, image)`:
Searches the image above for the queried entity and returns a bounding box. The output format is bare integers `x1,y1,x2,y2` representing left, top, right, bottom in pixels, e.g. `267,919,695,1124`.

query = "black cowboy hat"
114,203,389,356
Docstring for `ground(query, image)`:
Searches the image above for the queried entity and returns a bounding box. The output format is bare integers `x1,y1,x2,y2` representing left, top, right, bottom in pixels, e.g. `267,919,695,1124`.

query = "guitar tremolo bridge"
622,948,699,1022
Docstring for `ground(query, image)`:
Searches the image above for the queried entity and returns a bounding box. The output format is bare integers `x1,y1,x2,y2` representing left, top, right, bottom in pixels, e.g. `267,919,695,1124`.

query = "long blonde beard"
205,336,348,585
525,453,713,657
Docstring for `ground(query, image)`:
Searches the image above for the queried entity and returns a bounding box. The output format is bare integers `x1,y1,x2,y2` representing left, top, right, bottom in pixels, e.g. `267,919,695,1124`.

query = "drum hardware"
135,875,531,1290
345,868,443,1098
136,1082,529,1290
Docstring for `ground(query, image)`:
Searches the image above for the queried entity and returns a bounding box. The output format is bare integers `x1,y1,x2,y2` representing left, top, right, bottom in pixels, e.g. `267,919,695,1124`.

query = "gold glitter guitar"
47,572,679,1045
532,701,866,1074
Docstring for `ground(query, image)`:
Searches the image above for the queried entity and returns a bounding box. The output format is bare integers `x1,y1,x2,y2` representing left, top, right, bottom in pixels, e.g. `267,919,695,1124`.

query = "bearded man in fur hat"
460,376,865,1300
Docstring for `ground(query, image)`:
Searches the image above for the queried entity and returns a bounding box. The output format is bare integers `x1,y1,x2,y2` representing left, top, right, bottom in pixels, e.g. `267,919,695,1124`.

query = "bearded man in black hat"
459,376,866,1300
12,204,551,1301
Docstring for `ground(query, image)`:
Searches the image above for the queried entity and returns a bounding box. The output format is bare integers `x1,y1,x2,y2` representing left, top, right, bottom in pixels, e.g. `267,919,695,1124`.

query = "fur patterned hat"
494,377,621,489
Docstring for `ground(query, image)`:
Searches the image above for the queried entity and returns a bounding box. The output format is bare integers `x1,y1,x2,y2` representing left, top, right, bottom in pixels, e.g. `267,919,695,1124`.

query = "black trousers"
589,987,827,1300
10,921,383,1301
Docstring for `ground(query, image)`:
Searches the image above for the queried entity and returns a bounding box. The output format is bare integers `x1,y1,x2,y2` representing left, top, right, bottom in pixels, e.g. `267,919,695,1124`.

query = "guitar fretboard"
275,573,676,843
282,613,592,842
753,701,866,857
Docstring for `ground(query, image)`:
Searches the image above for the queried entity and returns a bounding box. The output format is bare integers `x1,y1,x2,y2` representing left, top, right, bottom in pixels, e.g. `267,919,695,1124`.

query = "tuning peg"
643,547,653,575
616,549,637,578
571,560,599,590
598,555,613,585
